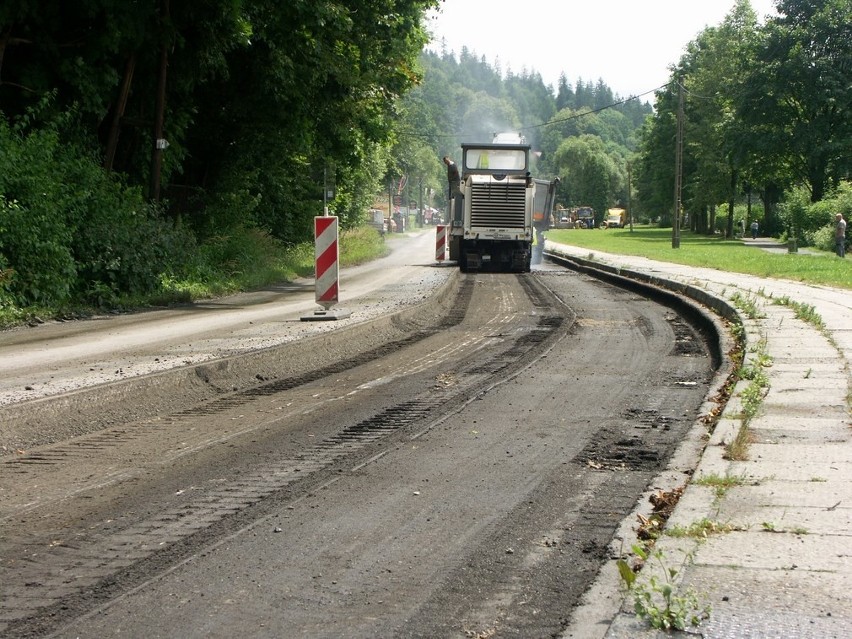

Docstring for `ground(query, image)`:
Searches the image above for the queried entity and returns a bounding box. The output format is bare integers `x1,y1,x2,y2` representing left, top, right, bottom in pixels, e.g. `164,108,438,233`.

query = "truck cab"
446,134,558,272
603,207,627,229
456,142,534,272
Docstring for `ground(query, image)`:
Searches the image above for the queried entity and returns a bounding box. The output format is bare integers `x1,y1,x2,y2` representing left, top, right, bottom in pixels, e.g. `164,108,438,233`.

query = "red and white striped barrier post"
435,224,447,262
314,215,339,310
301,215,351,321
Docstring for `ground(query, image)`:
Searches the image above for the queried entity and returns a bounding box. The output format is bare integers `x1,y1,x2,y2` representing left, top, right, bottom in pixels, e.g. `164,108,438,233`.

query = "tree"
556,74,574,111
504,70,557,143
634,85,677,226
737,0,852,203
679,1,763,236
1,0,440,241
552,135,620,221
633,1,772,231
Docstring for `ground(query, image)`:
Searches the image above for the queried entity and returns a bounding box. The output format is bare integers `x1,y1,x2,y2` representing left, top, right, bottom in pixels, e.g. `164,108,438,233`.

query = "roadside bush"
0,121,77,305
776,186,810,241
803,225,836,252
66,155,196,304
778,182,852,247
176,225,289,294
340,226,388,266
0,105,195,307
802,199,836,238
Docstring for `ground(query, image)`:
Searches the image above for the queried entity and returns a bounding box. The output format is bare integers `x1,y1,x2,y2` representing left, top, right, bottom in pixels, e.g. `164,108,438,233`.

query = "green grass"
693,473,747,499
666,518,745,538
340,226,392,266
546,226,852,290
157,225,390,300
0,225,390,329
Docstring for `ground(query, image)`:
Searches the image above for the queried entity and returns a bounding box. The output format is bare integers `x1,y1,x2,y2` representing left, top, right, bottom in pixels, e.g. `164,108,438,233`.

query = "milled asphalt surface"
551,237,852,638
3,231,848,636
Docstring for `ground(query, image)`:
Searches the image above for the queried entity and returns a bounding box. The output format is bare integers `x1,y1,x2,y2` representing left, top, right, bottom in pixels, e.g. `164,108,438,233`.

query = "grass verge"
546,226,851,290
0,225,390,329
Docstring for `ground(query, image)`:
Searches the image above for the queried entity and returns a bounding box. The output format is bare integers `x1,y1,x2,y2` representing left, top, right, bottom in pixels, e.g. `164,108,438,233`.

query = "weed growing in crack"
618,545,711,631
773,296,825,331
693,473,747,500
772,295,851,418
729,291,765,319
725,338,771,461
667,518,745,538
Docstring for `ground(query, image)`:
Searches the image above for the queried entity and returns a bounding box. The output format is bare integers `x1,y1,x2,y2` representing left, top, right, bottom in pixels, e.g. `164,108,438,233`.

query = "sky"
425,0,778,99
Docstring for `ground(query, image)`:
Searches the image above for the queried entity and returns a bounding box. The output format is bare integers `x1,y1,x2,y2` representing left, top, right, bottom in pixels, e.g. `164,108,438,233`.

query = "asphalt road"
0,234,720,638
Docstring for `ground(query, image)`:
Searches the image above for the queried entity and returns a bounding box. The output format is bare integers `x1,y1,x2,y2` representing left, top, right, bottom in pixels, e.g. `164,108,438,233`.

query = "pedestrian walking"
750,220,759,239
835,213,847,257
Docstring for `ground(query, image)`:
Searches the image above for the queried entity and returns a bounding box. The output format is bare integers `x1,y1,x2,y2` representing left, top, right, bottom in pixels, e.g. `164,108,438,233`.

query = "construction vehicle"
447,135,559,272
575,206,595,228
602,207,628,229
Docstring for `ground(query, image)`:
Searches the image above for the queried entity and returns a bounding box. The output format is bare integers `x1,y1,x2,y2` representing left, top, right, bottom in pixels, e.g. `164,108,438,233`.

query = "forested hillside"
1,0,850,322
397,48,652,221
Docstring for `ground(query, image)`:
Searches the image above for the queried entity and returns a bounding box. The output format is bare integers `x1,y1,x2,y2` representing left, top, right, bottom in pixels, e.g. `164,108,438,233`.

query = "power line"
399,81,673,141
523,82,671,133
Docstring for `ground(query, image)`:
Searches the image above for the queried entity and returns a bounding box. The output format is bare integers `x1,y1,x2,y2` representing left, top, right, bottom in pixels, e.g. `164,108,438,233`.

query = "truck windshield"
464,149,526,171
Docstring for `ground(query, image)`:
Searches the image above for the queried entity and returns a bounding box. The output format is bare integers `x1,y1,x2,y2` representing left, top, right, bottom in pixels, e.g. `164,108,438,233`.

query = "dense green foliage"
399,48,652,222
777,182,852,250
634,0,852,236
1,0,437,314
0,100,194,307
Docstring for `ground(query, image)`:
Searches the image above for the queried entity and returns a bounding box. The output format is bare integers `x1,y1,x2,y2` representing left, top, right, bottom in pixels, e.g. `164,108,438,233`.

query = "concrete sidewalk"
741,236,817,255
547,241,852,638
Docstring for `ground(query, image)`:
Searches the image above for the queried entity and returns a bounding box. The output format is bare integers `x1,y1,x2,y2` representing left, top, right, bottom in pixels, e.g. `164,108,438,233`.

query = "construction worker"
442,156,460,199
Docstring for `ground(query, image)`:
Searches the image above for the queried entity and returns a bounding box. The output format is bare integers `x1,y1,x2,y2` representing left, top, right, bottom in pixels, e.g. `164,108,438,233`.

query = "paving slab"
684,566,852,639
713,503,851,535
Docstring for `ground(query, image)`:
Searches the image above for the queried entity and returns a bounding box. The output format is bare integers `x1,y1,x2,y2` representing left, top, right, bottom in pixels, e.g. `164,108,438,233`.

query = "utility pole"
323,166,328,216
627,161,633,233
672,77,684,249
418,177,424,227
149,0,170,202
388,180,393,231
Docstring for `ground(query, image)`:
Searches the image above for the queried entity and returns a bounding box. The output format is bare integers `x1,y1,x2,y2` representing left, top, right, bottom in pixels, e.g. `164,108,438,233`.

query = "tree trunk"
762,182,783,235
726,168,736,239
808,155,827,203
0,25,10,82
104,54,136,173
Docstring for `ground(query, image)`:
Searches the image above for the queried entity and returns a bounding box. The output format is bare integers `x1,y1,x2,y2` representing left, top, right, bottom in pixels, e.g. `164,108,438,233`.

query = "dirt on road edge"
1,269,461,453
